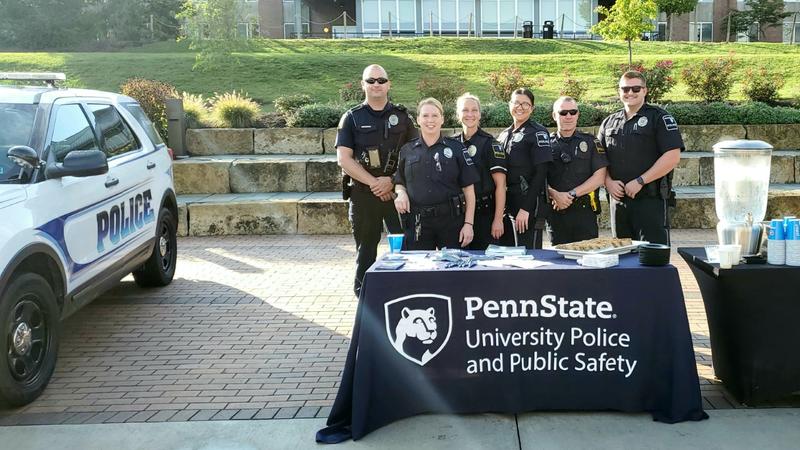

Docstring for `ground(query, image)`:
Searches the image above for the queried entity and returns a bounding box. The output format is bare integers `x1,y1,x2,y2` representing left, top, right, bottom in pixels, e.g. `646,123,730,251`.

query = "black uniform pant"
468,208,498,251
403,213,463,251
548,202,598,245
349,187,402,296
612,195,670,245
500,191,544,249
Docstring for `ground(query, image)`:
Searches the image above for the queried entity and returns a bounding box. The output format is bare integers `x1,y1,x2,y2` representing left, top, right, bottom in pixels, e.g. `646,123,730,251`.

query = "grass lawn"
1,39,799,110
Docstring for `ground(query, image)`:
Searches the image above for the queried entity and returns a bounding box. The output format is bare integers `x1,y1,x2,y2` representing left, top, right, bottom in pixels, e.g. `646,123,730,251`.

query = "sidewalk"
2,410,799,449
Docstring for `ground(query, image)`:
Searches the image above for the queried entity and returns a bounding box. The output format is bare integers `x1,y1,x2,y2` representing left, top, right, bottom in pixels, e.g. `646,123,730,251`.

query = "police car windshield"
0,104,36,182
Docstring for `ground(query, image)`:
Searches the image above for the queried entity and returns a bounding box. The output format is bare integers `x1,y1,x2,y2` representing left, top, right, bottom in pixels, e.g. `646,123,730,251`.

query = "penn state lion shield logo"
385,294,453,366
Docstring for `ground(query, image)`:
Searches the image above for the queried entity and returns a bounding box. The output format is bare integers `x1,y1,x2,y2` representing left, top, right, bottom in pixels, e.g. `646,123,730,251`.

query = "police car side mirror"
45,149,108,179
7,145,41,170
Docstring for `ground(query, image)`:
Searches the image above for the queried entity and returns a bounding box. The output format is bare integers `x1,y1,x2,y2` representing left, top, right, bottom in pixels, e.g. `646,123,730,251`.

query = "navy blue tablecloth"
318,251,707,443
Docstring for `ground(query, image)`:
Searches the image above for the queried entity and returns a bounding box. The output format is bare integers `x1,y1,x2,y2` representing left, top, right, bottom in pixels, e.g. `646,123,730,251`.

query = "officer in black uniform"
394,98,479,250
498,88,552,249
453,93,507,250
547,96,608,245
336,64,418,296
598,71,683,245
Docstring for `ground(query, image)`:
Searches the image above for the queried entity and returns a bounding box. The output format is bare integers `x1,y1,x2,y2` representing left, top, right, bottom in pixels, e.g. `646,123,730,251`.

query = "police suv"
0,73,178,407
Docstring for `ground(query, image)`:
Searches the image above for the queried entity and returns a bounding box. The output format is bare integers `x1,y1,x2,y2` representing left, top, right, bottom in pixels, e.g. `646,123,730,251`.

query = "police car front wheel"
133,207,177,287
0,273,60,407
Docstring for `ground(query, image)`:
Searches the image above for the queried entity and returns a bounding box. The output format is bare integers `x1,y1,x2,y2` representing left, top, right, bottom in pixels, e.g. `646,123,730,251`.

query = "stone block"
699,157,715,186
307,159,340,192
680,125,746,152
771,154,795,183
254,128,323,154
185,129,253,156
322,128,338,154
177,203,189,237
766,191,800,219
746,124,800,150
172,159,231,194
188,201,297,236
484,128,506,139
671,196,717,229
297,201,349,234
673,156,700,186
229,159,306,192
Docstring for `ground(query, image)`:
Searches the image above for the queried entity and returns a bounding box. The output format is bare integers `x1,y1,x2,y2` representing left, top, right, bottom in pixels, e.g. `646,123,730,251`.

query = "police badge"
579,141,588,152
443,147,453,158
389,114,399,126
467,145,477,157
513,133,523,143
637,117,648,127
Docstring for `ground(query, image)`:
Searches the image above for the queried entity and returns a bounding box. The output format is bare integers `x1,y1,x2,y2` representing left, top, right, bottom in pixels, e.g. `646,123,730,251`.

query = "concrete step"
173,151,800,196
176,184,800,236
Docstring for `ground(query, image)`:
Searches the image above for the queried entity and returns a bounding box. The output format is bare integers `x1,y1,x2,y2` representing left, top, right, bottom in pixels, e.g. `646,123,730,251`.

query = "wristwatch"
636,176,645,186
569,189,577,199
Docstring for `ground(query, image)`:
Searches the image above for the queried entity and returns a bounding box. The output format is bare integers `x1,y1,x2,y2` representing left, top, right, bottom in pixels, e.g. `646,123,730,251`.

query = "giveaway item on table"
553,237,646,260
638,243,671,266
427,249,477,268
578,253,619,268
485,245,527,257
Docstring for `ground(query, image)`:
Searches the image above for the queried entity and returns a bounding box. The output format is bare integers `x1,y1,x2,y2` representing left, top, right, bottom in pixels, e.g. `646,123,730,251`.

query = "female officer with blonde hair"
454,93,507,249
394,98,479,250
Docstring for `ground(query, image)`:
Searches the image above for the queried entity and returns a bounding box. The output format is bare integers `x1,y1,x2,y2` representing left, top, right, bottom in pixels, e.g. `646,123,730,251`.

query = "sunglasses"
619,86,644,93
364,77,389,85
558,109,578,116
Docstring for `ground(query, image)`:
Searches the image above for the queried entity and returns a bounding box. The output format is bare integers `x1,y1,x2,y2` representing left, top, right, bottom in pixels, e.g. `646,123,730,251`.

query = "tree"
178,0,244,71
592,0,658,65
746,0,791,40
654,0,698,41
722,9,752,41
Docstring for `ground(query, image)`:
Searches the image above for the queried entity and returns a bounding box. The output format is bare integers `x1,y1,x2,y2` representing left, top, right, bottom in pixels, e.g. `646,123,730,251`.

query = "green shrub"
734,102,781,124
120,78,177,140
576,103,605,127
274,94,315,118
480,103,512,128
742,67,785,104
181,92,209,127
771,106,800,124
559,70,587,102
681,56,737,102
486,67,532,102
610,60,677,104
532,103,555,127
664,103,716,125
210,91,260,128
339,81,363,103
288,103,348,128
416,76,464,127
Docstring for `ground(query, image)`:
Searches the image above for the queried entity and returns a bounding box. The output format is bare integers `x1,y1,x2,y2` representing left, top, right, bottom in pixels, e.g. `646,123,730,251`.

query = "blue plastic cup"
769,219,785,240
784,216,797,235
787,219,800,240
387,234,404,253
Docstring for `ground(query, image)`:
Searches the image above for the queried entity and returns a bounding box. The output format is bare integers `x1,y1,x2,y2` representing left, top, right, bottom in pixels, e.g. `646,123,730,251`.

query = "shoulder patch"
662,114,678,131
492,143,505,159
535,130,550,147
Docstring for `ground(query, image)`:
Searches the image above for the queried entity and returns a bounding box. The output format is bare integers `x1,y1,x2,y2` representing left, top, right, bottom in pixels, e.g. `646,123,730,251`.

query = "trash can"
522,21,533,38
542,20,554,39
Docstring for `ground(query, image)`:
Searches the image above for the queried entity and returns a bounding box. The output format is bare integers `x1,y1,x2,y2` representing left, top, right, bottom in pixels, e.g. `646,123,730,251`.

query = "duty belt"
411,201,455,218
476,192,495,212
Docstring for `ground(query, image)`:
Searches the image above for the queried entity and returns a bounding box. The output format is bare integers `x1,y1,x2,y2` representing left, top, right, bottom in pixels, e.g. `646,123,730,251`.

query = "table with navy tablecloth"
318,250,707,443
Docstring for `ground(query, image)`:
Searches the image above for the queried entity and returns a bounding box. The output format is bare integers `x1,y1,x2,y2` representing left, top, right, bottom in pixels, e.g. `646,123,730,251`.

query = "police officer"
598,71,683,245
394,98,479,250
336,64,418,296
547,96,608,245
453,93,507,250
498,88,552,249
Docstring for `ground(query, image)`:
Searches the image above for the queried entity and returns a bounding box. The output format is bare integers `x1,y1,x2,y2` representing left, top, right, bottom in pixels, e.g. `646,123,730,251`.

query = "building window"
283,0,310,37
784,20,800,43
690,22,712,42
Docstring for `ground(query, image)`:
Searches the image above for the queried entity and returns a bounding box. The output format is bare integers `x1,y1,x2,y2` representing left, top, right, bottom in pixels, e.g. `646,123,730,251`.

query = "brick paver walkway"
1,230,795,425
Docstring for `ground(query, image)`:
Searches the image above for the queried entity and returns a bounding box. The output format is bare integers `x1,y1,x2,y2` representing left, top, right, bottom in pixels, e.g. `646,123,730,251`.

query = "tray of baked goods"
553,238,648,260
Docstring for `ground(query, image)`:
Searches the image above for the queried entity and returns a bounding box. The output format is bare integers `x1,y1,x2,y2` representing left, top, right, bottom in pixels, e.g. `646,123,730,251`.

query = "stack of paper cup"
767,219,786,265
786,219,800,266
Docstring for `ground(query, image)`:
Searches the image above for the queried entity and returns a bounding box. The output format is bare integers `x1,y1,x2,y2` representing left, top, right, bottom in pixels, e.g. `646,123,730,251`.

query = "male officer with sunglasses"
597,71,683,245
547,96,608,245
336,64,418,297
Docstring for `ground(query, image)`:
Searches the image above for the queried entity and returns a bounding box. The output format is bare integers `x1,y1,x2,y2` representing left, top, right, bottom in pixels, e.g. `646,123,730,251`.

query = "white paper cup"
718,244,741,269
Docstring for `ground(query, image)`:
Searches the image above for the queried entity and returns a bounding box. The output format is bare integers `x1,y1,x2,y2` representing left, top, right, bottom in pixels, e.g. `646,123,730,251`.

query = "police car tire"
133,208,177,287
0,273,60,408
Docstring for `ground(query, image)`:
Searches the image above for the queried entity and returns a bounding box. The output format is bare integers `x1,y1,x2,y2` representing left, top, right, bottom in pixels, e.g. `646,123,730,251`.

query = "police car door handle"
147,161,156,169
104,177,119,188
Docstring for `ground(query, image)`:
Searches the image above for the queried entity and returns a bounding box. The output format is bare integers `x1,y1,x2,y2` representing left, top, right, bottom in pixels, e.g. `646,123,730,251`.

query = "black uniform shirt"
394,135,480,207
497,118,552,186
597,104,684,183
335,102,418,177
453,127,507,197
549,130,609,193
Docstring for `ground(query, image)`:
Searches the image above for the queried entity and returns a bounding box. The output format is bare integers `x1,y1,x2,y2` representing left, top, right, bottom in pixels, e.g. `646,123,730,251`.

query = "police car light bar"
0,72,67,87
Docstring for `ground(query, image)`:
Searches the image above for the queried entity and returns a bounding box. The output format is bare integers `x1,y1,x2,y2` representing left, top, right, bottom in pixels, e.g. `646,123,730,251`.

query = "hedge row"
286,101,800,128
